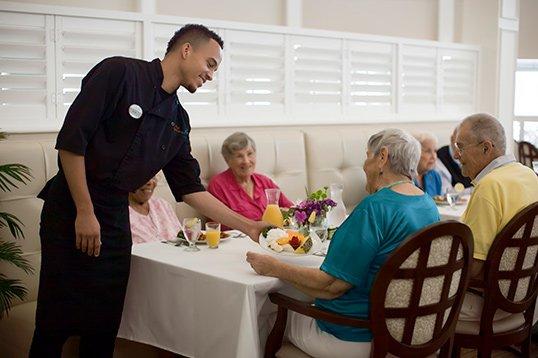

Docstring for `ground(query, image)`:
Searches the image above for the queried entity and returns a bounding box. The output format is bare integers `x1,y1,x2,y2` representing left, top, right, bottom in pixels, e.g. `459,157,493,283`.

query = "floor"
459,341,538,357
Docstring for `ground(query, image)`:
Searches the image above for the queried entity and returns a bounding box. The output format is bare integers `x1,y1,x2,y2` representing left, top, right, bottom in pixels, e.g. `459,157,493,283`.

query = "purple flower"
294,211,308,225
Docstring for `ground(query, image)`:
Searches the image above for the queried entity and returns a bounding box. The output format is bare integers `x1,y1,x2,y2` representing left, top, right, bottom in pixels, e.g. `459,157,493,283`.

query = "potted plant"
0,132,34,318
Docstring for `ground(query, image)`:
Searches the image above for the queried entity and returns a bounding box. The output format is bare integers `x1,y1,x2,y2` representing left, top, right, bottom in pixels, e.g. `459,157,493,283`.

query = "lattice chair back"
369,221,473,357
517,141,538,169
483,202,538,323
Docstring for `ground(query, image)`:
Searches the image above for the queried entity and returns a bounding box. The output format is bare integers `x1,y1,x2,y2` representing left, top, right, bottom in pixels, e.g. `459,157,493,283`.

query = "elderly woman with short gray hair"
246,128,439,358
413,132,443,196
208,132,293,223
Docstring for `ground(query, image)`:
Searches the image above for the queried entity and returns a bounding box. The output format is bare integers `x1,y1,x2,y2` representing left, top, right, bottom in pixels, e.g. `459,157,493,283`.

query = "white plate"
259,230,322,257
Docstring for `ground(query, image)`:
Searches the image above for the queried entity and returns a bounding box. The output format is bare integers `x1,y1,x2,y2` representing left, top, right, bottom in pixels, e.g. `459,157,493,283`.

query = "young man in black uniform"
30,24,265,357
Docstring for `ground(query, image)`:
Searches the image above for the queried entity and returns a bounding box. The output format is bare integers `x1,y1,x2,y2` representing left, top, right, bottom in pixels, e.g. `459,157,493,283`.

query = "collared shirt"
472,154,516,185
207,168,293,223
51,56,205,202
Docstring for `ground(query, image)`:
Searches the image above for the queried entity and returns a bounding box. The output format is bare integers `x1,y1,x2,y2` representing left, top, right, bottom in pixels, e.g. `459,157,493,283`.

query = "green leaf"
0,164,32,192
0,275,28,319
0,241,34,274
0,212,24,239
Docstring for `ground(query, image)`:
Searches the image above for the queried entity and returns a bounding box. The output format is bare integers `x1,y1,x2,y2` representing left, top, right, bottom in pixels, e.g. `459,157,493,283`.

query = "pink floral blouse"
129,197,181,244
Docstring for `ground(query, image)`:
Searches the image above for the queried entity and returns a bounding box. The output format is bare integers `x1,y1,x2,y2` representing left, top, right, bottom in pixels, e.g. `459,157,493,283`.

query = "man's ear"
483,140,494,154
180,43,192,59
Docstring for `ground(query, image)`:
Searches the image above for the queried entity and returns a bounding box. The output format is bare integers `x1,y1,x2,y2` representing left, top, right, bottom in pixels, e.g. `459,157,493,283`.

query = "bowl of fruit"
259,228,322,256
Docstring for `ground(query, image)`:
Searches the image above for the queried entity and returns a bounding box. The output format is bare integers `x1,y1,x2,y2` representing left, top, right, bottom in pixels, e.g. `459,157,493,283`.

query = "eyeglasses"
454,141,485,153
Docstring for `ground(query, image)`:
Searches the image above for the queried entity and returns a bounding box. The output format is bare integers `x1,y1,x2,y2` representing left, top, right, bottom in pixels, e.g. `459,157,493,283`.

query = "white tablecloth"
437,203,467,221
118,235,323,358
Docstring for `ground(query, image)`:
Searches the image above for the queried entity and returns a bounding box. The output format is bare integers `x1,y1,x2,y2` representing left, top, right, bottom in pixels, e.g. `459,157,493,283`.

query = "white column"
497,0,519,149
438,0,455,42
286,0,302,27
138,0,156,60
138,0,155,14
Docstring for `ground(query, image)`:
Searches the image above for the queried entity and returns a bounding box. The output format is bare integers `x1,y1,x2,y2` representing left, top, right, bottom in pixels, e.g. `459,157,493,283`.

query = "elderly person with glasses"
454,113,538,323
413,132,443,196
246,129,439,358
208,132,293,223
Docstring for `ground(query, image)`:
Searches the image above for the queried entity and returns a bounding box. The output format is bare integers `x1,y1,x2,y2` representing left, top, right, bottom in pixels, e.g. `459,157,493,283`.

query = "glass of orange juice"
205,222,221,249
262,188,284,228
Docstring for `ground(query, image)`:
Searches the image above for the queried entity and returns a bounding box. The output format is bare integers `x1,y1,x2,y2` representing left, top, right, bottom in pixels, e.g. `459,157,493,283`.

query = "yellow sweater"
462,162,538,260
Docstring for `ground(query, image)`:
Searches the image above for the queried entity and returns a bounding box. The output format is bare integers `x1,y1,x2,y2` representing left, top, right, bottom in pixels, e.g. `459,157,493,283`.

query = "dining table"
117,232,324,358
437,202,467,221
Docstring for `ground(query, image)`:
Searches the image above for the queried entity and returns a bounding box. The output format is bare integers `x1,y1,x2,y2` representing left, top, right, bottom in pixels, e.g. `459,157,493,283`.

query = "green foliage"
0,131,33,319
305,186,329,201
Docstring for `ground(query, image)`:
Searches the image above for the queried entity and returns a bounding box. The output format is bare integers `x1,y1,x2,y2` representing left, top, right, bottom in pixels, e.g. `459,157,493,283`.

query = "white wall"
303,0,438,40
13,0,138,11
519,0,538,59
156,0,285,26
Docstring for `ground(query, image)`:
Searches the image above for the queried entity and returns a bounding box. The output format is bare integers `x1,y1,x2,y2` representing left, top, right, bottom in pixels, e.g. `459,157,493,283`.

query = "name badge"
128,104,143,119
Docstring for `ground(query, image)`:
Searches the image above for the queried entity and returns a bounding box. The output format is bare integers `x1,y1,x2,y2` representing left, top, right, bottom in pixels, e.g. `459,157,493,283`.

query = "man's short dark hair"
166,24,224,55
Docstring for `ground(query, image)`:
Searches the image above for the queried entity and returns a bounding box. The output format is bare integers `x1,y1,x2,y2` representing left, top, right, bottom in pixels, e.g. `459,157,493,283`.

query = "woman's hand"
75,211,101,257
246,251,281,277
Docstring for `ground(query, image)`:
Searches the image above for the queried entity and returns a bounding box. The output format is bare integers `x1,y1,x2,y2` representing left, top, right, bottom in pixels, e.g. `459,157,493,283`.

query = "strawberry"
289,236,301,250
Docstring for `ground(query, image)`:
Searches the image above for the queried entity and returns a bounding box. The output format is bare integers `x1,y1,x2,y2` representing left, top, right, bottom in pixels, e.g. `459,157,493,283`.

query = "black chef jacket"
51,56,205,200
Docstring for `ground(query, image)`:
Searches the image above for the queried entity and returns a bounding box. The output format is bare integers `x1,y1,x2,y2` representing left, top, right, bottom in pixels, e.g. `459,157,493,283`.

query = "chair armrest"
269,292,370,328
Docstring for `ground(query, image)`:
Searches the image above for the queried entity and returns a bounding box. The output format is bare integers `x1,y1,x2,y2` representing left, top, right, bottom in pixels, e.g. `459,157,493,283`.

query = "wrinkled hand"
246,251,280,277
75,212,101,257
244,221,270,243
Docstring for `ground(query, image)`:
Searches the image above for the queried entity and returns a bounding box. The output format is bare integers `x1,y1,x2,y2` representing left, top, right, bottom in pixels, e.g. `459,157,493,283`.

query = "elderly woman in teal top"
413,132,443,196
247,129,439,358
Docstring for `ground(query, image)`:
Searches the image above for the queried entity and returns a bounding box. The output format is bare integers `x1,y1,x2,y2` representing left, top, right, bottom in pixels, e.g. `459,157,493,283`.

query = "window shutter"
347,41,394,115
227,30,285,121
400,45,437,113
439,49,477,114
56,16,141,121
291,35,342,119
0,11,54,131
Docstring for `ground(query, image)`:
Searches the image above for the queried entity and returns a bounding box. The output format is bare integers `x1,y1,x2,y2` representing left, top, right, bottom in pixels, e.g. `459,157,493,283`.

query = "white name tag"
128,104,143,119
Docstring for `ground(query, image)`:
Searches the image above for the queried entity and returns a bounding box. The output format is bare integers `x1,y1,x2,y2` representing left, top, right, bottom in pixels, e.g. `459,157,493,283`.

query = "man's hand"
246,251,281,277
244,221,270,243
75,212,101,257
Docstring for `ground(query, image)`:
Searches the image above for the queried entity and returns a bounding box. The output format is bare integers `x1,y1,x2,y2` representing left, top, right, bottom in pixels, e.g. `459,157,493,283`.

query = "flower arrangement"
285,187,336,229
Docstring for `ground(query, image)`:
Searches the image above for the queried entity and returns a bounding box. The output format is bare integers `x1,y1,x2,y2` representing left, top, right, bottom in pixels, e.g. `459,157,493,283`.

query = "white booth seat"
0,123,458,357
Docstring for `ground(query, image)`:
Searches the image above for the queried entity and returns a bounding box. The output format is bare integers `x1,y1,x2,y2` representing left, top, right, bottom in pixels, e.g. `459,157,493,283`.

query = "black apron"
35,172,131,334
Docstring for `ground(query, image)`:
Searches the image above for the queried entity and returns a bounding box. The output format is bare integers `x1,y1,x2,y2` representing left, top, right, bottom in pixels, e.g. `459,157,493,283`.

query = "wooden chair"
517,141,538,169
453,202,538,358
265,221,474,358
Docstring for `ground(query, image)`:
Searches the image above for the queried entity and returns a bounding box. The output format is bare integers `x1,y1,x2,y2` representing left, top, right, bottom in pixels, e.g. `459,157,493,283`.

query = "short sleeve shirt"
315,188,440,342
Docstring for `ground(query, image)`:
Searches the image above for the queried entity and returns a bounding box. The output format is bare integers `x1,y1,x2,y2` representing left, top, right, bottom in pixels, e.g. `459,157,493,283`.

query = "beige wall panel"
13,0,138,11
303,0,438,40
519,0,538,59
156,0,285,26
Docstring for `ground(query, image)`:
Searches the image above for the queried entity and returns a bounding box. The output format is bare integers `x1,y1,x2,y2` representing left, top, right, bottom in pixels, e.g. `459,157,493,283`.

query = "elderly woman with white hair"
247,129,439,358
208,132,293,223
413,132,443,196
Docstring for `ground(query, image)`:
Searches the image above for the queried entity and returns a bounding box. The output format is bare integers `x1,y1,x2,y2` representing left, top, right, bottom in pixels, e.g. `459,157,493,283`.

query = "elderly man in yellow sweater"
454,113,538,322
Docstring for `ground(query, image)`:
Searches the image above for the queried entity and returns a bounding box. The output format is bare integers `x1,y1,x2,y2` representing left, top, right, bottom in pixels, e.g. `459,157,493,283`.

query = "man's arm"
246,252,352,299
470,258,485,282
59,150,101,257
183,191,266,242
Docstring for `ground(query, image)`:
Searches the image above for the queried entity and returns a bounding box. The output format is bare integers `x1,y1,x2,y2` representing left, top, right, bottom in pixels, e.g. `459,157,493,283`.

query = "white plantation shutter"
56,16,141,121
439,49,477,114
153,22,220,121
227,30,285,120
348,41,395,115
0,12,54,131
291,35,342,119
400,45,437,113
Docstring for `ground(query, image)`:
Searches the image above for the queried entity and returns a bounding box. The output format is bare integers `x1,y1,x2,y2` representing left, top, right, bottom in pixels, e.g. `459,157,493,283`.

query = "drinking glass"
446,192,460,210
205,222,221,249
182,218,201,252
